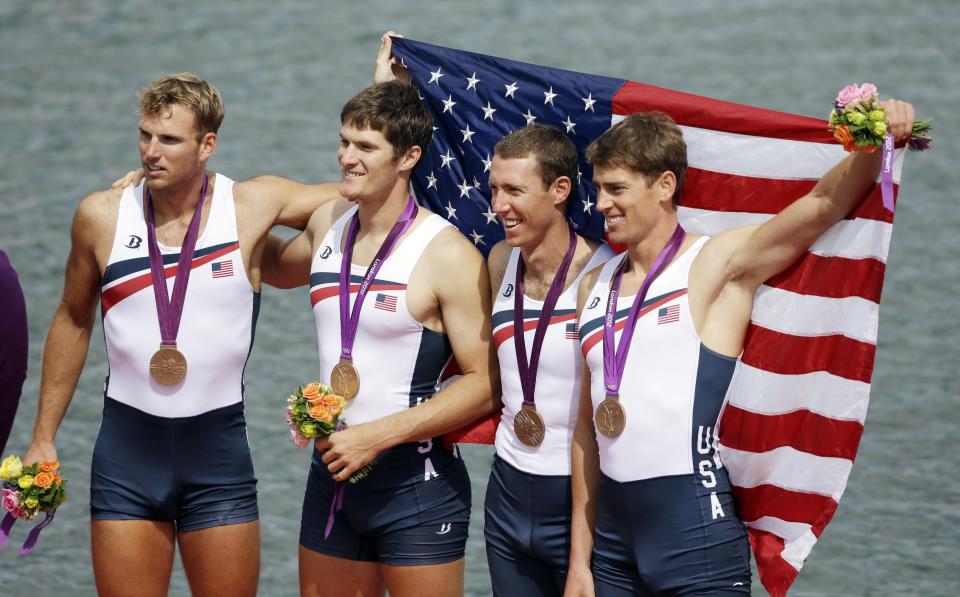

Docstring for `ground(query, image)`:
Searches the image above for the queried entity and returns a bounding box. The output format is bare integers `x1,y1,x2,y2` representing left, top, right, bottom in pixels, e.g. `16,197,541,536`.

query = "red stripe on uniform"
613,81,835,143
765,253,886,302
740,324,876,383
492,312,578,349
747,529,799,597
310,283,407,306
719,404,863,461
682,170,895,224
579,290,688,356
101,243,238,315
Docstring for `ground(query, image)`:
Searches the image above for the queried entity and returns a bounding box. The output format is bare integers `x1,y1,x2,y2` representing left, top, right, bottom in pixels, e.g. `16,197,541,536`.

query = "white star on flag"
444,201,457,219
504,81,519,98
563,115,576,133
523,109,537,125
458,179,473,198
466,72,480,91
460,124,475,143
440,150,456,169
481,208,498,224
543,86,557,105
442,95,456,114
482,102,497,121
482,154,492,172
426,172,438,189
582,92,596,112
469,230,485,245
428,67,444,85
582,197,594,214
473,176,482,189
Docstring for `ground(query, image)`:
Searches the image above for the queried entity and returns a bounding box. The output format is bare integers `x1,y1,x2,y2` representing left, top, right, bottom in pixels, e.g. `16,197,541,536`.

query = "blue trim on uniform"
102,241,237,286
690,343,738,496
408,327,453,408
90,398,258,532
309,272,402,288
491,308,577,329
240,292,261,397
484,455,571,596
577,289,683,337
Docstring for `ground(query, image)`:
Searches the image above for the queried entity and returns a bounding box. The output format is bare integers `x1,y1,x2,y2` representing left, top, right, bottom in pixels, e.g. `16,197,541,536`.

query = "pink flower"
289,426,310,448
858,83,878,104
835,83,861,107
2,488,24,517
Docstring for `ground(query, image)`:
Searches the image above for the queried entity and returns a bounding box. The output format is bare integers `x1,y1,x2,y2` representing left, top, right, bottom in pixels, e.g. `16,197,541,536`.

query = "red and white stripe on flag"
611,81,905,596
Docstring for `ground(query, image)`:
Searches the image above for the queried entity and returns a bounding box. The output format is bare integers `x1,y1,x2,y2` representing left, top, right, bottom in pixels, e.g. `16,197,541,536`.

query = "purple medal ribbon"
326,196,417,539
145,175,208,346
338,196,418,361
0,509,56,555
602,225,686,397
880,133,895,213
514,227,578,408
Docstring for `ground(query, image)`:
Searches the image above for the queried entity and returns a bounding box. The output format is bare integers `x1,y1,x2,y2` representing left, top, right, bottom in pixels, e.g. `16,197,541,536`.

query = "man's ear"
551,176,573,207
397,145,422,172
655,170,677,206
199,132,218,161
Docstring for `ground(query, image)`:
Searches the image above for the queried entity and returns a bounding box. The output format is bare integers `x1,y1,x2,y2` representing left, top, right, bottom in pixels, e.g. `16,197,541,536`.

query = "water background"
1,0,958,594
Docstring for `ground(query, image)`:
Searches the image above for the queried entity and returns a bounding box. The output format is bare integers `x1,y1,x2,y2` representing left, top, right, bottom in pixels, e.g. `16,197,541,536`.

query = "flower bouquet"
286,381,375,483
828,83,932,152
1,455,67,555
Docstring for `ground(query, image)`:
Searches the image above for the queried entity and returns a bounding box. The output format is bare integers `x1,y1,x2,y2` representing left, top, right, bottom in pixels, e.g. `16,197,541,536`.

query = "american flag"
391,38,906,596
374,293,398,312
211,260,234,278
565,322,579,340
657,304,681,325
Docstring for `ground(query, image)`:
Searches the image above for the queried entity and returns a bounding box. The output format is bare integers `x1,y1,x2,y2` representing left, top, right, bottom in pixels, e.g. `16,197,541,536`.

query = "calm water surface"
1,1,958,594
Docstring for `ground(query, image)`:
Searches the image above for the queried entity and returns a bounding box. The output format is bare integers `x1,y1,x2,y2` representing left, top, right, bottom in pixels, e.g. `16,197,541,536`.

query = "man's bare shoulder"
487,239,512,270
76,187,123,230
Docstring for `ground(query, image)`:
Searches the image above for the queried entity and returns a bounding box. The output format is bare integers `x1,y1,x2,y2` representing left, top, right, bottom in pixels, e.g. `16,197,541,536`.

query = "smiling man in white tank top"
566,104,916,596
263,81,498,597
21,73,342,597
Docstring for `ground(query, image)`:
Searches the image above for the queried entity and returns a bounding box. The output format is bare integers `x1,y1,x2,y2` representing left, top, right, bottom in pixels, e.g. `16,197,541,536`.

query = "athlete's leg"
178,520,260,597
380,558,464,597
486,541,563,596
300,547,386,597
91,519,175,597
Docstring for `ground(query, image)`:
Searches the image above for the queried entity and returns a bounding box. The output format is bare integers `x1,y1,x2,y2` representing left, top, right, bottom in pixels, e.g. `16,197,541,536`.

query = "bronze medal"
150,343,187,385
595,396,626,438
331,358,360,401
514,404,546,447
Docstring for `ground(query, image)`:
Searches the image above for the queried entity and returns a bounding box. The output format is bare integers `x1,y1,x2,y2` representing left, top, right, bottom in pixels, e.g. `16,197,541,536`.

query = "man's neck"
520,218,572,280
148,172,209,223
354,185,412,237
625,214,681,276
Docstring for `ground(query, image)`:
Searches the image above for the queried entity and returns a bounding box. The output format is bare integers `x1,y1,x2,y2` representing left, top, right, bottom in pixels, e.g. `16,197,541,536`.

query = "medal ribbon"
602,225,686,397
514,226,578,408
880,133,895,213
339,196,418,361
0,509,57,555
145,175,208,346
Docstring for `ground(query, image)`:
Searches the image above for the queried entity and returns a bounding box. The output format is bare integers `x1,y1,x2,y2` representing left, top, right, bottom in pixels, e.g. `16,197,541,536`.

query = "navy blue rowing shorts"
299,436,470,565
90,398,259,532
592,472,751,595
484,455,571,596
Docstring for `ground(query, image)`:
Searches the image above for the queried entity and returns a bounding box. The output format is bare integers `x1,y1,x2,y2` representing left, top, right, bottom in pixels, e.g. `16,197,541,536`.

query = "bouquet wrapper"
0,509,57,555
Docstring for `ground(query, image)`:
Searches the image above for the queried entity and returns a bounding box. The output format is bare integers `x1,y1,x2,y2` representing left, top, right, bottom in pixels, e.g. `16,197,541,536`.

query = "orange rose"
309,405,333,423
301,383,323,403
39,460,59,473
35,472,54,489
54,474,62,485
832,125,877,153
317,394,345,413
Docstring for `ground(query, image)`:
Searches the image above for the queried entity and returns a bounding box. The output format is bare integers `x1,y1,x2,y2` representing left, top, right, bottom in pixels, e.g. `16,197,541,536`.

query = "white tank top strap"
390,213,453,264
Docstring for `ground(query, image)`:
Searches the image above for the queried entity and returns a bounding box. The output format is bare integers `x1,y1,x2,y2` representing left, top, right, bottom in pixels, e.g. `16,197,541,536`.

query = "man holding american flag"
567,104,914,595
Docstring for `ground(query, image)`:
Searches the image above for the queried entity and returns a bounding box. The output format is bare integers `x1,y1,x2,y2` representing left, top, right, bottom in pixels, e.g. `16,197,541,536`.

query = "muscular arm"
260,228,314,289
565,271,602,597
486,239,511,303
24,194,109,464
319,231,500,481
240,175,342,230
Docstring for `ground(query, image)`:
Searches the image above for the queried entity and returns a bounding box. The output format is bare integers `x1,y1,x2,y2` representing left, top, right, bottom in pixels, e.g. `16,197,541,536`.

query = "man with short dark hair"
483,123,612,596
566,105,915,596
22,72,340,596
263,79,498,597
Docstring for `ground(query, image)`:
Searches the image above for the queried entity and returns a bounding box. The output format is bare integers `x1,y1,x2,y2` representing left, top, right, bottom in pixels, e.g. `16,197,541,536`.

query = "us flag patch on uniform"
211,260,234,278
375,293,398,312
657,305,680,325
565,322,579,339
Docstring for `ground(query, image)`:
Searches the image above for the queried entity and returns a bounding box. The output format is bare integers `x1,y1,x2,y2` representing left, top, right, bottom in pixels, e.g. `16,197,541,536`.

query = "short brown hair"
586,112,687,205
493,124,580,203
340,81,433,162
139,73,224,141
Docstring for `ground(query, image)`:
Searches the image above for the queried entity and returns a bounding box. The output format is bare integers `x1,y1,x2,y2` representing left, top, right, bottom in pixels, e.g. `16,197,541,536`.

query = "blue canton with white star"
391,37,627,255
